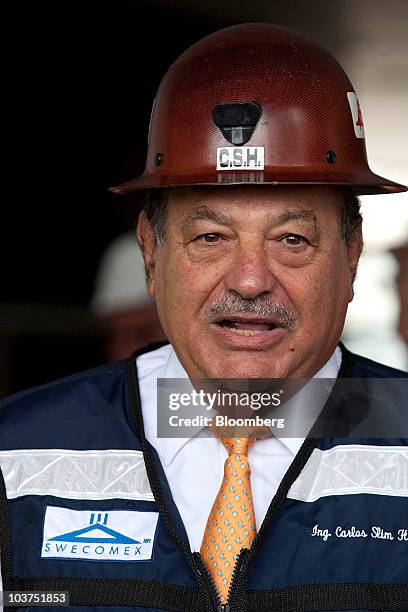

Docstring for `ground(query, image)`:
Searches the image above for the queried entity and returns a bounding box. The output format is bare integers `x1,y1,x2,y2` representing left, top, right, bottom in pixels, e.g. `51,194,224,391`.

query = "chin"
203,352,291,379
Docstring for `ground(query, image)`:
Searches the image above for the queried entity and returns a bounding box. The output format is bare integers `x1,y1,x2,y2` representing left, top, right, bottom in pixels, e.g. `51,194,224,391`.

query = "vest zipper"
193,548,249,611
224,547,248,607
193,550,222,610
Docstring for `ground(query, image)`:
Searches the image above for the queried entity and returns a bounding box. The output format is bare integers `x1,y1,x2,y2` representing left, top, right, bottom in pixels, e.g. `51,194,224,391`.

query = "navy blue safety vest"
0,342,407,612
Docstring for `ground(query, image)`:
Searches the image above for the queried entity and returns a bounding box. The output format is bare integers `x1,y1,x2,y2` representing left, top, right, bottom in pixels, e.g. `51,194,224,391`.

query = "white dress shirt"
137,344,342,551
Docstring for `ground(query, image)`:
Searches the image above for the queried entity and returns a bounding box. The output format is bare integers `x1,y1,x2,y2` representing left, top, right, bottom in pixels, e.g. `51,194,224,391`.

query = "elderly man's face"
138,186,362,378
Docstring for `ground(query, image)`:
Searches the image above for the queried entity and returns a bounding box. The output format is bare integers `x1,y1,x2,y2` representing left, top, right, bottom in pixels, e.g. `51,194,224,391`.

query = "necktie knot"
221,437,253,456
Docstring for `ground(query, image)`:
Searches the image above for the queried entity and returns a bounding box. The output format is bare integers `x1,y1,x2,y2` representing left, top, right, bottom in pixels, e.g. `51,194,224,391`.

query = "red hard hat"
111,23,407,196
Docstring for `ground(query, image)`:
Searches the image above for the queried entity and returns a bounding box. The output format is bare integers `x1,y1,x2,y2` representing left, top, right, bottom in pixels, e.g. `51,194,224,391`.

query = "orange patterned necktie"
200,436,257,604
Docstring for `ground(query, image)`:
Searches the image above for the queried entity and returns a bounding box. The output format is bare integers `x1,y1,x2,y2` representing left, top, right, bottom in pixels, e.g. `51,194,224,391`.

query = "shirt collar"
159,348,192,466
159,346,342,465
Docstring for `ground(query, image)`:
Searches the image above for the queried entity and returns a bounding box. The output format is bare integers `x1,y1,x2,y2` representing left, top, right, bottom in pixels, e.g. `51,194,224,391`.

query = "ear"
136,211,157,298
347,220,364,302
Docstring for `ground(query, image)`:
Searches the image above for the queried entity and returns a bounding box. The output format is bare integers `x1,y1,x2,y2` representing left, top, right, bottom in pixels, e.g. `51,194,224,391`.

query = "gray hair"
143,188,169,247
143,186,362,246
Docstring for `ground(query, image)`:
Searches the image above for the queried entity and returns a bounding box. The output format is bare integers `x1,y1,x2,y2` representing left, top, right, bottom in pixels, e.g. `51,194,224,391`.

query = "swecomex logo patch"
42,507,159,561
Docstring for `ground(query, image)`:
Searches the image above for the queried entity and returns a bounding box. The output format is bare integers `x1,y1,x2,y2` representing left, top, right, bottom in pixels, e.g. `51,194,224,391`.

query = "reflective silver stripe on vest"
288,444,408,502
0,449,155,501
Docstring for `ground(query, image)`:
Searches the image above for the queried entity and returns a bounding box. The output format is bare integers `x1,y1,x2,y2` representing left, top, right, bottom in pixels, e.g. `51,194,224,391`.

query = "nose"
223,242,276,299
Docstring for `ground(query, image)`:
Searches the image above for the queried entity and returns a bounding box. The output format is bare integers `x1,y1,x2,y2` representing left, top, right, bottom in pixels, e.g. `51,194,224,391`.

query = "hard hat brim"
110,169,407,197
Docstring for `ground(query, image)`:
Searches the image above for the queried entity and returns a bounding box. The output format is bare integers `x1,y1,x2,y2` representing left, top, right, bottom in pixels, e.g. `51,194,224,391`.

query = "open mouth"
216,319,278,336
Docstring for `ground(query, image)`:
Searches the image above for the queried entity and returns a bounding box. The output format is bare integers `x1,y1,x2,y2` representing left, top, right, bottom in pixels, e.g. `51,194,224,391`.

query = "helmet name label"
216,147,265,170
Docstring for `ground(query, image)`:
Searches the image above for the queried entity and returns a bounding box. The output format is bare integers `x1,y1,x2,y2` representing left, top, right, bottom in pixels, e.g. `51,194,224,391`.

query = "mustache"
206,292,296,329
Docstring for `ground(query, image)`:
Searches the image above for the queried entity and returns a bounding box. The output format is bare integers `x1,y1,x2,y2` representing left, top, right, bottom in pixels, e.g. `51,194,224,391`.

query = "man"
0,23,407,612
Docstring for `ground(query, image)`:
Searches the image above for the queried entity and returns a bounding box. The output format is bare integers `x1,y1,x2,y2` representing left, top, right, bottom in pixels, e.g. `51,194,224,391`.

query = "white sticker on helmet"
216,146,264,170
347,92,365,139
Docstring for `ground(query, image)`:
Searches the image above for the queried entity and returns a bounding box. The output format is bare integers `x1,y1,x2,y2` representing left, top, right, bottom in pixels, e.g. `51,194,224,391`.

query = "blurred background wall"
1,0,407,397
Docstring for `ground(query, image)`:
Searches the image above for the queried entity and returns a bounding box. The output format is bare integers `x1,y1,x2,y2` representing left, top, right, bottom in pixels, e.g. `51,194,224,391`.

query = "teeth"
228,327,266,336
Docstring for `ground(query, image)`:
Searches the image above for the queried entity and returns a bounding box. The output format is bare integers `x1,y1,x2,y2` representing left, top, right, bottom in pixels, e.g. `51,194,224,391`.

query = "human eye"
266,230,315,267
279,233,309,247
186,228,233,261
195,232,223,244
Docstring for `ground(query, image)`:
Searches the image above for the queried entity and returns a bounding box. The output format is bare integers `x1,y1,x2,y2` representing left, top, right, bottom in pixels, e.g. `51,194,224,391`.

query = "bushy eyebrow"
182,206,232,230
181,205,317,232
274,209,317,226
